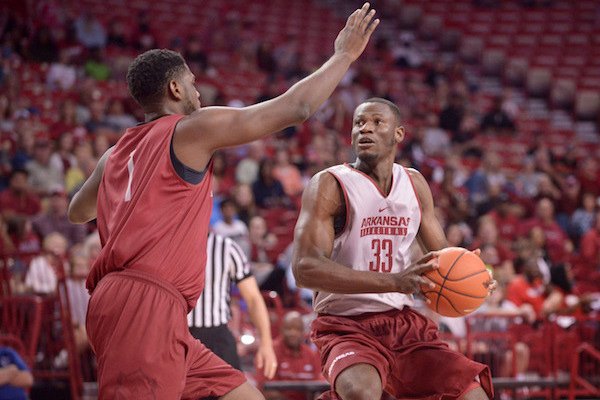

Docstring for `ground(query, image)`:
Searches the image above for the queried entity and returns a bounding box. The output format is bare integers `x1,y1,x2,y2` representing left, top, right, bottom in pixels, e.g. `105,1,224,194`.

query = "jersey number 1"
124,150,136,202
369,238,393,273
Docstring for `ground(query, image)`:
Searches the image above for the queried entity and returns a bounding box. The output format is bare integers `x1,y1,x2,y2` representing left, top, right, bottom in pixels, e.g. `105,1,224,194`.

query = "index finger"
418,250,441,263
413,259,439,275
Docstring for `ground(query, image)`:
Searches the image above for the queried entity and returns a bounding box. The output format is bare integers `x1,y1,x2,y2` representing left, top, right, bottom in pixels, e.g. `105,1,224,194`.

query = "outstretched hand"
334,2,380,61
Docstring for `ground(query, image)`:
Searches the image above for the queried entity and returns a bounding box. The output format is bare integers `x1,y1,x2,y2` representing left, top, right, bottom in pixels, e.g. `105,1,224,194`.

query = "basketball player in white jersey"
292,98,495,400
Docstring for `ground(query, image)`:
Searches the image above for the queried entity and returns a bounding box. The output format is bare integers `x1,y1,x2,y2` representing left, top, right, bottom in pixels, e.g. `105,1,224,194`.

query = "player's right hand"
334,2,380,61
392,251,440,295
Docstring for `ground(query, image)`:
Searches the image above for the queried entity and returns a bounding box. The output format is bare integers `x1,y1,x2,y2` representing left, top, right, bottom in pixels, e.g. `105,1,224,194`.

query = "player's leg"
334,363,383,400
311,314,391,400
385,309,493,400
182,335,257,400
87,273,189,398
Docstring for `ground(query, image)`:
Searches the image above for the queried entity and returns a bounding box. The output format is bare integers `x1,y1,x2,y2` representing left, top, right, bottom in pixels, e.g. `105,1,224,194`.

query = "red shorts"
86,269,246,399
311,308,493,400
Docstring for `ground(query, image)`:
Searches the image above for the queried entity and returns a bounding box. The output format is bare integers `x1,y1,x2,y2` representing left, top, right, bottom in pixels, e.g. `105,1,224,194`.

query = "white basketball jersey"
313,163,422,316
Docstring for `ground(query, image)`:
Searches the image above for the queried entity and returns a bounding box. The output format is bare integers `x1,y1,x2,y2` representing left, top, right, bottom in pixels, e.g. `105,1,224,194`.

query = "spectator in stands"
236,141,264,186
28,26,58,63
32,189,87,247
132,11,156,51
6,217,41,267
47,49,77,91
0,214,16,258
249,215,278,265
24,231,68,295
184,35,208,73
49,131,77,176
439,92,465,136
0,169,41,219
103,98,137,132
74,12,107,49
212,197,250,255
65,141,96,194
0,346,34,400
211,151,236,196
253,159,292,209
392,31,423,69
570,192,596,240
257,311,324,400
232,183,257,227
505,259,562,319
576,157,600,197
421,113,450,157
480,96,516,135
471,216,514,265
50,99,80,141
26,138,64,196
521,198,571,264
84,99,110,134
514,158,543,199
66,242,92,353
446,222,470,247
273,148,304,198
84,47,111,81
580,210,600,269
106,19,128,48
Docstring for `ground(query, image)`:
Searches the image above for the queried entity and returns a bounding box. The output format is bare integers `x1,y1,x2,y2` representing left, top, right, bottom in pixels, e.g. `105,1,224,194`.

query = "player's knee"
337,379,382,400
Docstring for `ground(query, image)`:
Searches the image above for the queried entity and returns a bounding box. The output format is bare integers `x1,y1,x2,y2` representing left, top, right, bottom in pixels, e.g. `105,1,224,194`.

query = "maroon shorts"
86,269,246,399
311,308,493,400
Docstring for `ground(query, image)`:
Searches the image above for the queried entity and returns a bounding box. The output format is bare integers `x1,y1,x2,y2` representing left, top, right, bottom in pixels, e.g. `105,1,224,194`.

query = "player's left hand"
472,248,497,295
255,342,278,379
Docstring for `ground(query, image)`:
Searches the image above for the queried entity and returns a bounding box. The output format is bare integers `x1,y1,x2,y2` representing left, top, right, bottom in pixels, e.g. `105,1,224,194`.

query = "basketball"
421,247,489,317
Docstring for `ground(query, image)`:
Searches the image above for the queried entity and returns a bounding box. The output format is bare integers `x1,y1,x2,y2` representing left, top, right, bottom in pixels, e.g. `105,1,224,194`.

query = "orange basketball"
421,247,489,317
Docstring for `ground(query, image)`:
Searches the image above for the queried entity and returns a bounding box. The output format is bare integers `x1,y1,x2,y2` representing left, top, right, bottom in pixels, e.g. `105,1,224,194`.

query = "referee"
188,231,277,379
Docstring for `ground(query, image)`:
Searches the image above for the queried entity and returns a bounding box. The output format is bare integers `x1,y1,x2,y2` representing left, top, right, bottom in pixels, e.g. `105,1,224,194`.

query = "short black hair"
361,97,402,125
126,49,187,109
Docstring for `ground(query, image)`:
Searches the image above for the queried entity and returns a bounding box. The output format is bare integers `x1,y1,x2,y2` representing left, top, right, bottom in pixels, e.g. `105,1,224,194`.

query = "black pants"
189,324,241,370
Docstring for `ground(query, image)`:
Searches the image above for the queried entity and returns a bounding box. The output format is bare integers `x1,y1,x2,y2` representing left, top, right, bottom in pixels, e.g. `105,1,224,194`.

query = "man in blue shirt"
0,347,34,400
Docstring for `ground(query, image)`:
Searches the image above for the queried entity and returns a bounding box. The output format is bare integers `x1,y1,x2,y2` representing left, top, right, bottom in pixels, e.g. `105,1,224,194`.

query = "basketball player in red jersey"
67,4,379,399
292,98,497,400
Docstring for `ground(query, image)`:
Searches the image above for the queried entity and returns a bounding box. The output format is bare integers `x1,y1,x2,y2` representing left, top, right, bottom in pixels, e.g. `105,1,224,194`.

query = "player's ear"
168,79,183,101
395,126,405,143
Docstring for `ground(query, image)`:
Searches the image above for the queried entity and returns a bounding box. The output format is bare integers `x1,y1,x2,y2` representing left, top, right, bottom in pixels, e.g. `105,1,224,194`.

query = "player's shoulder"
401,165,427,185
307,166,343,188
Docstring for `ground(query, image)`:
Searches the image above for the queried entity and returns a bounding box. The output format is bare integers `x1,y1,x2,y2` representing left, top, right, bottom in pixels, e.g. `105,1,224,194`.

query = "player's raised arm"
68,147,114,224
174,3,379,167
292,172,437,294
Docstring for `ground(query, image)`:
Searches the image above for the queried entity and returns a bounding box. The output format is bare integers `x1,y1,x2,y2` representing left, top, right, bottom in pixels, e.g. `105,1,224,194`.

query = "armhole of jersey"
403,166,423,223
169,135,206,185
327,170,350,238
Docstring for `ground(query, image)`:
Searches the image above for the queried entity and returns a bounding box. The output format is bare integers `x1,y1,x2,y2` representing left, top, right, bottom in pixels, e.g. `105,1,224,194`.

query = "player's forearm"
280,53,353,119
293,255,397,294
246,296,273,346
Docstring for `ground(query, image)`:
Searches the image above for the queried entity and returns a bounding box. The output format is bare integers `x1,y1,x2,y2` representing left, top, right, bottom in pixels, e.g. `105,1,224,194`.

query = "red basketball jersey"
86,115,213,311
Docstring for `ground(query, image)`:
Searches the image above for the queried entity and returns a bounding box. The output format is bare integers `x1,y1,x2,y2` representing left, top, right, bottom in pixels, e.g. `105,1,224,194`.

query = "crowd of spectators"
0,0,599,395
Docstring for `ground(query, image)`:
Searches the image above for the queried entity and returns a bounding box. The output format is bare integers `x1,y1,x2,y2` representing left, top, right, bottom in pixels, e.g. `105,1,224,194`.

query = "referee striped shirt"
188,232,252,328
